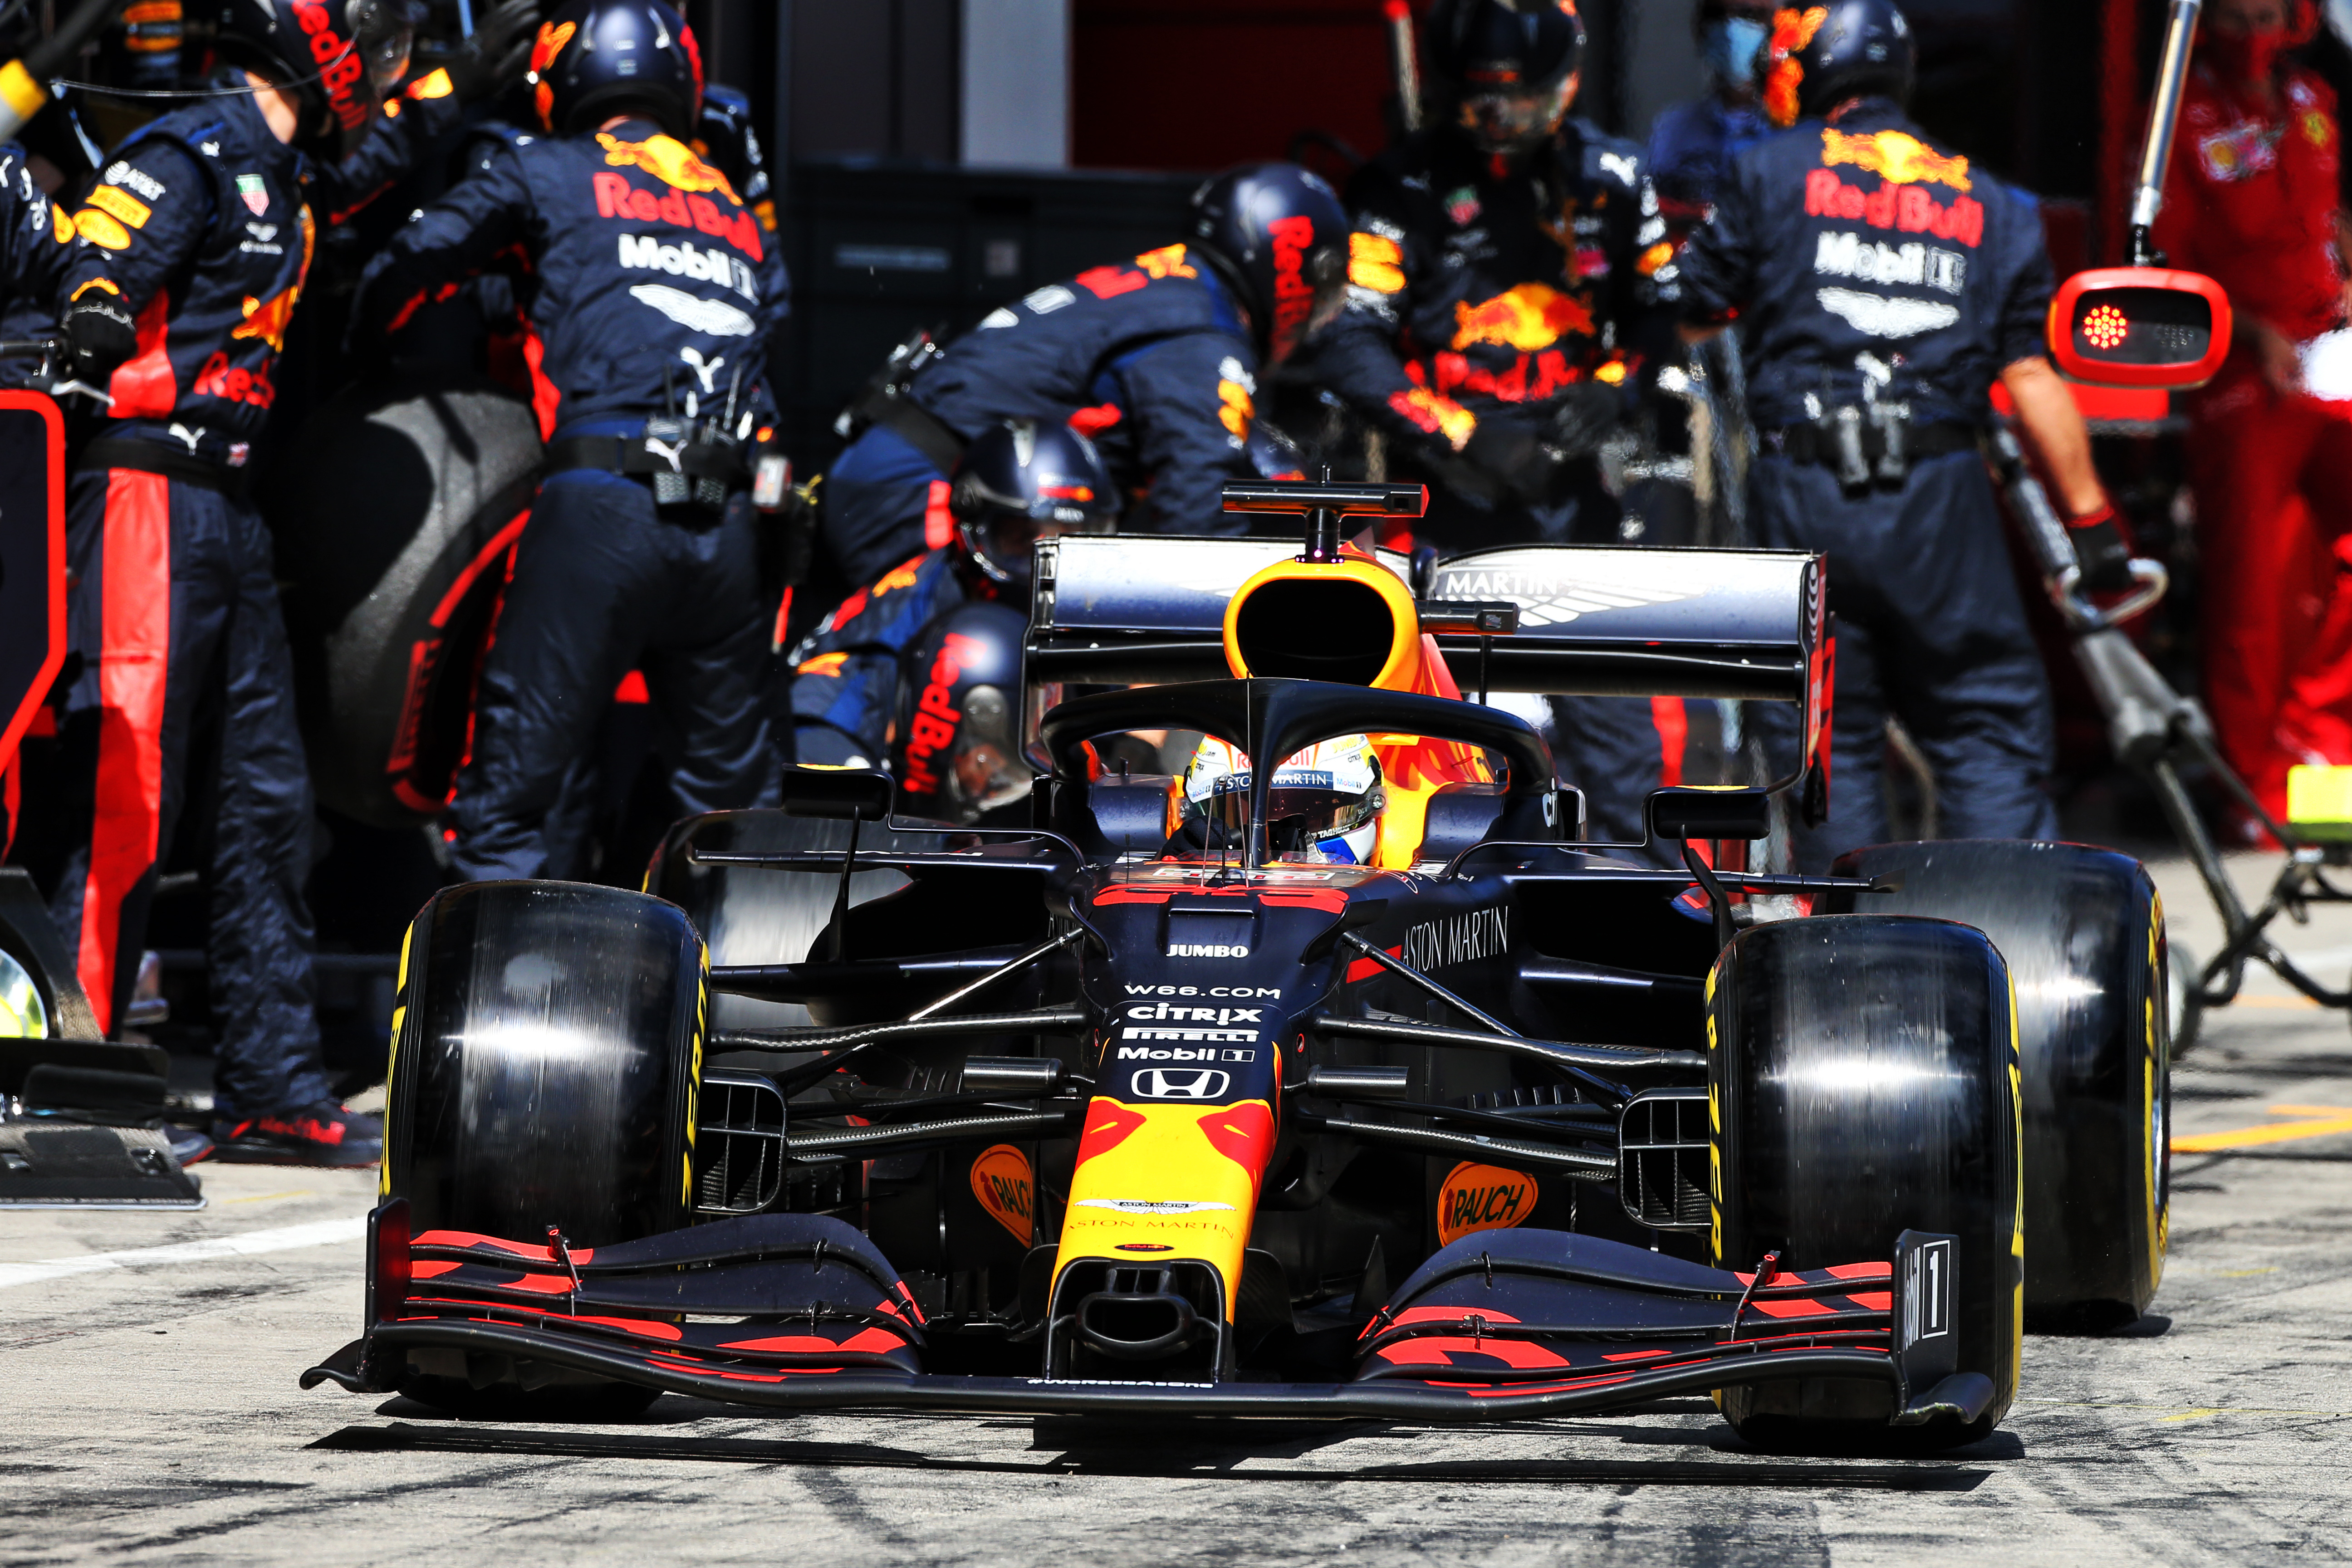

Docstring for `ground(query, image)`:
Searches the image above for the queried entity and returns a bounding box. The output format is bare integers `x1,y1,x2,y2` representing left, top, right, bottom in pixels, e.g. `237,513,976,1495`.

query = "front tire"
383,880,707,1416
1829,841,2168,1332
1712,915,2022,1451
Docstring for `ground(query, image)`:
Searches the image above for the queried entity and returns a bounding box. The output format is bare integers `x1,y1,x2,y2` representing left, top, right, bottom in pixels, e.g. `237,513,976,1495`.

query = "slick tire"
1827,842,2169,1332
264,371,543,828
1712,915,2023,1452
382,880,706,1417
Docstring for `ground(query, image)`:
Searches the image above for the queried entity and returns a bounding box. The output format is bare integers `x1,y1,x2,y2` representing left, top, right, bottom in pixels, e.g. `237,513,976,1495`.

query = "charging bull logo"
530,19,576,127
292,0,370,131
1451,283,1596,352
900,631,986,796
970,1145,1034,1245
230,284,300,353
594,137,764,259
1821,129,1972,193
1437,1161,1538,1246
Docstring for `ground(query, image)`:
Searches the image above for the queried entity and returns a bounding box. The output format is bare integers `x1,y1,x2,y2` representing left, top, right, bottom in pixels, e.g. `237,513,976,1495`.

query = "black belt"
78,436,251,498
869,397,966,474
1761,421,1979,465
545,434,751,484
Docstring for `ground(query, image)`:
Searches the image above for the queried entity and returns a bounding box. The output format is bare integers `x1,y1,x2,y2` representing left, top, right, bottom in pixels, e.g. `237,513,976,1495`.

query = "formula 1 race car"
305,480,2170,1451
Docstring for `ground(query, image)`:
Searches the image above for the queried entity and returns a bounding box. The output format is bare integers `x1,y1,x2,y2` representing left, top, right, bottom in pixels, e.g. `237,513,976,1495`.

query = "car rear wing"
1027,535,1824,701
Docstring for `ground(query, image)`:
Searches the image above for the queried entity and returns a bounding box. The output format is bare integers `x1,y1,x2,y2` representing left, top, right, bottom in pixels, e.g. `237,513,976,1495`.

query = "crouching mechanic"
792,420,1118,823
43,0,533,1165
1677,0,2115,870
821,162,1349,588
350,0,789,882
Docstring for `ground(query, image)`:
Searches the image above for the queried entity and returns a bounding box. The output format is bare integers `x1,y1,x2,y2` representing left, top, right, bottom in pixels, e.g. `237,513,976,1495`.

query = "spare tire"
266,370,543,827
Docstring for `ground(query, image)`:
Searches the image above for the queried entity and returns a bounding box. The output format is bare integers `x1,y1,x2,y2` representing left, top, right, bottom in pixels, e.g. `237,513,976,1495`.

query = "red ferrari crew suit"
2154,56,2352,826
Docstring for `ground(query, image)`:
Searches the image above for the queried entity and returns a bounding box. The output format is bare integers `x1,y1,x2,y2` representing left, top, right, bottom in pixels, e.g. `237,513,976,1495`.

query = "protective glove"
61,291,137,383
2067,502,2134,596
1542,378,1632,461
443,0,541,103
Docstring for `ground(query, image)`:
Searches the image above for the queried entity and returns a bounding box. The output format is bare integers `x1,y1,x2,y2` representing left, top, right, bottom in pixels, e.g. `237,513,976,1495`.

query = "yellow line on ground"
2173,1105,2352,1152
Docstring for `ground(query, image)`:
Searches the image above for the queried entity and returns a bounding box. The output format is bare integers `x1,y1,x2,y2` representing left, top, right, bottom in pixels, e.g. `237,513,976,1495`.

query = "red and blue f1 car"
305,479,2170,1451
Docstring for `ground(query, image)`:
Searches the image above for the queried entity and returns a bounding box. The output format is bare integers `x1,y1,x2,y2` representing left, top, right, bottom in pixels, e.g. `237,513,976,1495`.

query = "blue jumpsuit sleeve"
0,149,74,321
1317,169,1479,454
1112,332,1257,534
304,70,469,228
349,139,534,344
1675,151,1762,329
60,139,212,316
1995,187,2057,368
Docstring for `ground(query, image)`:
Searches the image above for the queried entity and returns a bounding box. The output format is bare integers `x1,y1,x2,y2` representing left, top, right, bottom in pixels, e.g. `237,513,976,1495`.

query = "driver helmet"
948,419,1121,588
1183,735,1385,865
1424,0,1588,156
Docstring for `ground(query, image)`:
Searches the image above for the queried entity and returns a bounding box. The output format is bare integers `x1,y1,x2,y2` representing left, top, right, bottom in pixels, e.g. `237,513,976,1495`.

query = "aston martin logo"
1431,565,1698,627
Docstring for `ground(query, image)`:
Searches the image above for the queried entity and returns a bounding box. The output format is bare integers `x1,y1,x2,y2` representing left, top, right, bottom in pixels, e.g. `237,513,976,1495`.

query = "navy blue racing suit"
1646,96,1771,220
1315,120,1681,855
0,142,76,360
789,550,973,768
1676,98,2061,869
351,116,791,882
35,76,461,1111
823,248,1258,589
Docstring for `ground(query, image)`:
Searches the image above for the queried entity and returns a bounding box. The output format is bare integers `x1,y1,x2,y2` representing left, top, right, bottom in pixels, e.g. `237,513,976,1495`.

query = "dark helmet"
1424,0,1588,154
202,0,413,136
694,83,772,220
893,599,1032,823
529,0,703,142
1759,0,1915,128
948,420,1120,588
1189,162,1349,365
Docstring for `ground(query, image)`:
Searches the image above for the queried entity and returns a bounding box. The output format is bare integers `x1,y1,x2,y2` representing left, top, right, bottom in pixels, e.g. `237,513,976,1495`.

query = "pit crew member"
1678,0,2113,870
1313,0,1681,852
819,161,1348,589
38,0,533,1165
792,419,1118,822
2153,0,2352,832
349,0,790,883
1646,0,1777,220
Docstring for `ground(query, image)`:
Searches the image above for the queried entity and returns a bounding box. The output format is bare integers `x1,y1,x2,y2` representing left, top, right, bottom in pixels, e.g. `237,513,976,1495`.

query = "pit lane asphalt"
4,852,2349,1566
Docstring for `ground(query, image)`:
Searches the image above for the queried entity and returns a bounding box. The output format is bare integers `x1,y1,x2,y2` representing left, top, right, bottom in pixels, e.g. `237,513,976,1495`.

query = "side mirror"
778,764,895,821
2046,267,2232,390
1648,785,1773,843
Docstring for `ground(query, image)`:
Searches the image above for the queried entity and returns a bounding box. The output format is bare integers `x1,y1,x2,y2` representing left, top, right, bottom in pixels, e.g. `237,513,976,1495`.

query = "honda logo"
1130,1068,1230,1101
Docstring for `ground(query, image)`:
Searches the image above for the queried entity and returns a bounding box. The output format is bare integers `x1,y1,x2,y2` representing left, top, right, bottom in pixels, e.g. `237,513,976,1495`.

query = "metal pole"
2128,0,2203,266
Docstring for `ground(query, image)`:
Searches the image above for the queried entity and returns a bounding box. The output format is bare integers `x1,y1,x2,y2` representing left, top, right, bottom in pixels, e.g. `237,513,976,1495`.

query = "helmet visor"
351,0,414,95
961,507,1115,586
1457,76,1577,152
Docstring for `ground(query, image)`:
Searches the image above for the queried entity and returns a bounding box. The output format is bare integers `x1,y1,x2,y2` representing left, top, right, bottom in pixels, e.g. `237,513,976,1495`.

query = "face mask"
1703,17,1771,84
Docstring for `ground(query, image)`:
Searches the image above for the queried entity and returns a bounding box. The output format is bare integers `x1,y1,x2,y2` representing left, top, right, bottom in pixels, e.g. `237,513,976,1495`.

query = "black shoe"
211,1104,382,1167
164,1122,214,1166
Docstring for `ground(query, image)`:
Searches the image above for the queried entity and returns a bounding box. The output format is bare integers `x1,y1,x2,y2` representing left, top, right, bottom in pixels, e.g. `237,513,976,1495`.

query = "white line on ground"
0,1216,364,1290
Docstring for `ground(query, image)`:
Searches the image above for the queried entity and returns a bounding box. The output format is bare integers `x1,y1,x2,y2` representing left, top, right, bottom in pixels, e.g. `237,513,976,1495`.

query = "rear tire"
1712,915,2022,1451
383,880,706,1417
1829,842,2168,1332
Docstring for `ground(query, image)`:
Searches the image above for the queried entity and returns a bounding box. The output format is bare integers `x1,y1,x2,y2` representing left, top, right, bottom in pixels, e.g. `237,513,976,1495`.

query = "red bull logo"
1450,283,1595,352
292,0,369,131
530,19,576,128
192,349,276,408
901,631,988,796
231,285,300,353
1437,1161,1538,1246
1267,215,1320,360
1822,130,1972,192
1763,7,1829,128
1805,169,1985,248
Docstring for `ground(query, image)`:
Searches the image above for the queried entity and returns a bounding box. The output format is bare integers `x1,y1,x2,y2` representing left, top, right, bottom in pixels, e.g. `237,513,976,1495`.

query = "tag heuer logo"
236,174,268,216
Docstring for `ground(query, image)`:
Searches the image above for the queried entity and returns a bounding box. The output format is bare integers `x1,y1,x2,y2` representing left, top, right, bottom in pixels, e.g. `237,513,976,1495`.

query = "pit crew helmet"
1424,0,1588,155
1189,162,1351,365
1184,735,1385,865
1759,0,1915,128
948,420,1121,588
695,83,773,220
204,0,413,139
530,0,704,142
